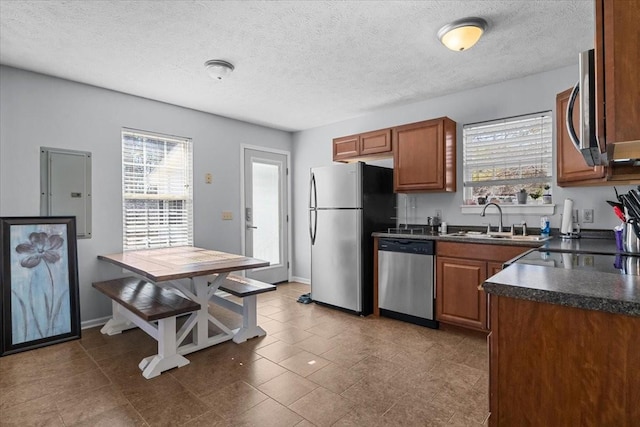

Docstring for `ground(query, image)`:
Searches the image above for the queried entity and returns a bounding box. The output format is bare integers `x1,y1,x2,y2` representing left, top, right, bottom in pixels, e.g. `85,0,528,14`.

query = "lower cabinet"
436,242,529,332
488,295,640,425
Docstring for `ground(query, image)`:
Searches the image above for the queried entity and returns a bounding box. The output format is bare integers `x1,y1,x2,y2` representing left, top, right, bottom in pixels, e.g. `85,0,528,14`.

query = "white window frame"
121,128,193,251
461,112,554,215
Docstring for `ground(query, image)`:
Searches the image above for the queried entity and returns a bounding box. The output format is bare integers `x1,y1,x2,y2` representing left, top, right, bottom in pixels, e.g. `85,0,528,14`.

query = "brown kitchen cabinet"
436,242,528,332
332,129,392,162
488,295,640,426
556,87,606,186
595,0,640,149
393,117,456,193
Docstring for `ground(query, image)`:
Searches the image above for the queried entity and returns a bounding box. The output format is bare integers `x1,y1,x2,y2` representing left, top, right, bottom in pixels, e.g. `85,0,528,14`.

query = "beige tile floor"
0,282,489,426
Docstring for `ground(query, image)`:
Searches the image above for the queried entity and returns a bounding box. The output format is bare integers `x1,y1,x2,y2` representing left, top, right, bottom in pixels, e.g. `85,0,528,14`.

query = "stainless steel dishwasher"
378,238,438,328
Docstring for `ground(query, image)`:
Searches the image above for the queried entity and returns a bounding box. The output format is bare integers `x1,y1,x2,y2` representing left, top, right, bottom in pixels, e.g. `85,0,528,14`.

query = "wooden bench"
210,274,276,343
93,277,201,379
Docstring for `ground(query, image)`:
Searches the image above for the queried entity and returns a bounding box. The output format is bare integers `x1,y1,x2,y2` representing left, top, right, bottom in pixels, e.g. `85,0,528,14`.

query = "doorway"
242,146,290,284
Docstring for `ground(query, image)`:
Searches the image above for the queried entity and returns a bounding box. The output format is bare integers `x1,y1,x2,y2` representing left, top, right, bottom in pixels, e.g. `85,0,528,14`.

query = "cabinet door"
394,119,444,192
333,134,359,162
595,0,640,147
436,256,487,331
359,129,391,156
556,88,605,185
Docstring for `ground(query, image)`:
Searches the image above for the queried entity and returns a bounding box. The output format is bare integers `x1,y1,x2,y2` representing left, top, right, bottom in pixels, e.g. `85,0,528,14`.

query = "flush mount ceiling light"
437,17,488,51
204,59,234,80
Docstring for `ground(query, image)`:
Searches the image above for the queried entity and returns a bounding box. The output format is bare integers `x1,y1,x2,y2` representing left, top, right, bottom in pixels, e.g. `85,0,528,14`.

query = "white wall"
0,66,292,324
291,65,635,281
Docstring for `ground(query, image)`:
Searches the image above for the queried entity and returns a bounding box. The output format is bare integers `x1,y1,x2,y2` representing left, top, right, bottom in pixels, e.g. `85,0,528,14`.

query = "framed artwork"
1,217,81,356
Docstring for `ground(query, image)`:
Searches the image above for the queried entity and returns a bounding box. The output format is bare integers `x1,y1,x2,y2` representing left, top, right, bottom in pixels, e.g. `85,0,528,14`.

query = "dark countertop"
373,229,640,317
483,263,640,317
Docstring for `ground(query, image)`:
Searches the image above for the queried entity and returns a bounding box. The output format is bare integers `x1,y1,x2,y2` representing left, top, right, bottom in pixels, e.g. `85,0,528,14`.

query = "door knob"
247,225,258,229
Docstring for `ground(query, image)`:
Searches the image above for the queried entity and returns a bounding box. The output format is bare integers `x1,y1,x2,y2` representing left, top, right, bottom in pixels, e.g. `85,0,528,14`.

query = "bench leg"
101,301,136,335
138,316,190,379
232,294,267,343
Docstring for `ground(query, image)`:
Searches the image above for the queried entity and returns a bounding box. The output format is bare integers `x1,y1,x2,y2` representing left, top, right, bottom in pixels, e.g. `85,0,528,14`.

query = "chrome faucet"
480,202,503,232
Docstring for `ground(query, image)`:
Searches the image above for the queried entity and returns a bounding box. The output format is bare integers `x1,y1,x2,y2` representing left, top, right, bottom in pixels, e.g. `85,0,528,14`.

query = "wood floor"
0,282,489,426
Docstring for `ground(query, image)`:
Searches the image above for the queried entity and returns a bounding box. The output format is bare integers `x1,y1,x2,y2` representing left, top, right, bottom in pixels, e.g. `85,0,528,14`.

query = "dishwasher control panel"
378,238,434,255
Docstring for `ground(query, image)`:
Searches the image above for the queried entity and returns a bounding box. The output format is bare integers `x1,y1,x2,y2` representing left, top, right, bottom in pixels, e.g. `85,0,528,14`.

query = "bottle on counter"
440,222,448,234
540,216,550,237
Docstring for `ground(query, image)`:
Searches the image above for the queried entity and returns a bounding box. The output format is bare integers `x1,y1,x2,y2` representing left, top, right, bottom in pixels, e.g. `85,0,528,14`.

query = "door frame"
240,144,292,282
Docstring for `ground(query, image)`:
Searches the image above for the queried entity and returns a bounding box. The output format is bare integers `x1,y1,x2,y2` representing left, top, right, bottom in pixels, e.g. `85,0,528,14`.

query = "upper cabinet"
393,117,456,193
557,0,640,186
556,88,606,186
332,129,391,162
333,134,359,161
595,0,640,148
332,117,457,193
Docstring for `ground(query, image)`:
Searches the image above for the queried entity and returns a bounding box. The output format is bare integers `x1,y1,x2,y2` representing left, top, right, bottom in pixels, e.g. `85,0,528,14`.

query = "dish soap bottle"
540,216,550,237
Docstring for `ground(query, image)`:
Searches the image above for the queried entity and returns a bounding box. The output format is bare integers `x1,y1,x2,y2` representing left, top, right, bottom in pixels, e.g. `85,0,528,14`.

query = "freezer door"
311,209,362,312
311,163,362,208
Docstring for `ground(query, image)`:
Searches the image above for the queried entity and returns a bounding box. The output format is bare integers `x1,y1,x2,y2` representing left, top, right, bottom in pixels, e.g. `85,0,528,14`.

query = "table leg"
138,316,190,379
232,294,267,343
100,300,137,335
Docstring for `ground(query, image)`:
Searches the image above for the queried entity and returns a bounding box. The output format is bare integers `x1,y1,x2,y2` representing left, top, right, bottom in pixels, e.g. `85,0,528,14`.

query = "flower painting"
1,217,80,356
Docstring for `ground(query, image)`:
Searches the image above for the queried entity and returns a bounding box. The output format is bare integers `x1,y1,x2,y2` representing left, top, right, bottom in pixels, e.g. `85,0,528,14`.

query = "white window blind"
122,129,193,251
463,112,552,197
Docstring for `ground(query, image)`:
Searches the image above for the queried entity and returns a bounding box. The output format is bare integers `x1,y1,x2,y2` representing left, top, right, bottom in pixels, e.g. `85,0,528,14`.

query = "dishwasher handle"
378,238,434,255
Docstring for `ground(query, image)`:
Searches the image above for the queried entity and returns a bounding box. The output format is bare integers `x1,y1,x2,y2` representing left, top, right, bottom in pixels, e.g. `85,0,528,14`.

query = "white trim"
81,315,111,330
240,144,292,282
291,276,311,285
461,204,556,215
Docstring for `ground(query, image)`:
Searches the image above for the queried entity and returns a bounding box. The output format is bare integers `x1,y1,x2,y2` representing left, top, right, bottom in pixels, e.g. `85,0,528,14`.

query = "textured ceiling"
0,1,594,132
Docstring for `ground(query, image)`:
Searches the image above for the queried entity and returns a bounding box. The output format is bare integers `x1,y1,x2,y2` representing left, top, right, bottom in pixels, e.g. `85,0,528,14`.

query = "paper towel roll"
561,199,574,234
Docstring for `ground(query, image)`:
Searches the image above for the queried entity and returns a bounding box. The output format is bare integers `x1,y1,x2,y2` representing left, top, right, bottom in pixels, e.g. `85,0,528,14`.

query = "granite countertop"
372,231,544,248
483,263,640,317
373,228,640,317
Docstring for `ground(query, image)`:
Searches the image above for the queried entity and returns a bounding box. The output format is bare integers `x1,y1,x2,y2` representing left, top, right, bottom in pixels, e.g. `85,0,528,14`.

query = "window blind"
463,112,552,188
122,129,193,251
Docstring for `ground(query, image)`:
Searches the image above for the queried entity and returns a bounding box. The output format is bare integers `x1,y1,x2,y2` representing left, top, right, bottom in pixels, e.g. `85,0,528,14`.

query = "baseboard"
81,316,110,330
291,276,310,285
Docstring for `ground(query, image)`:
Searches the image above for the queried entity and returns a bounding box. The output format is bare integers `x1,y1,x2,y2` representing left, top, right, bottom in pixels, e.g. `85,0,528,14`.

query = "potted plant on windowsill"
529,189,542,204
542,185,552,204
517,189,528,204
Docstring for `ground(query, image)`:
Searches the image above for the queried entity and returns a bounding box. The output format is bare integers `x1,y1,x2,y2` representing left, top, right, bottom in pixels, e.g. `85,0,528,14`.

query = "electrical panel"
40,147,92,238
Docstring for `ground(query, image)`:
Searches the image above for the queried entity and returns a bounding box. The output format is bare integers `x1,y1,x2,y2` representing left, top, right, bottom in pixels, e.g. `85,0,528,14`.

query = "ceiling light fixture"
437,17,487,52
204,59,234,81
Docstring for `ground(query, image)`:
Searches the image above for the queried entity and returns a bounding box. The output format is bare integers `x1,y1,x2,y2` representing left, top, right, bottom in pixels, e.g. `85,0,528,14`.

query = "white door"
243,147,289,283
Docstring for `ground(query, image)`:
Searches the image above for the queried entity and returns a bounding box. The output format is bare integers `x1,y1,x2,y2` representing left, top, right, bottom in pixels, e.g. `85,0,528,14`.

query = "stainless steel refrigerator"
309,162,395,315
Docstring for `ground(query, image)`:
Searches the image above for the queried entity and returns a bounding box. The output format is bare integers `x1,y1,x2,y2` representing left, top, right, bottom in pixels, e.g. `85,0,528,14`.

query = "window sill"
461,203,556,215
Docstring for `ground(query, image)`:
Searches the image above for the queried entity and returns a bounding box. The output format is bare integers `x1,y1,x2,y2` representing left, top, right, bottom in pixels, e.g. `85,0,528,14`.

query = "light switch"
222,211,233,220
205,173,212,184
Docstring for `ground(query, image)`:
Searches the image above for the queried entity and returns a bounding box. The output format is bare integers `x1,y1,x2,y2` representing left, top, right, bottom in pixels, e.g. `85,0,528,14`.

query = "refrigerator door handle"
309,173,318,209
309,172,317,245
309,209,317,245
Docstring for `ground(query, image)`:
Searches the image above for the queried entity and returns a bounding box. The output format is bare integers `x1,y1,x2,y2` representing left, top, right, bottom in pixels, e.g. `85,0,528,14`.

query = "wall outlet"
583,208,594,223
205,173,212,184
222,211,233,220
435,209,442,219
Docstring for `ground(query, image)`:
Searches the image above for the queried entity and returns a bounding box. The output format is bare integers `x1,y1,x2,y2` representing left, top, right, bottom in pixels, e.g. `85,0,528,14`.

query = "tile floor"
0,282,489,426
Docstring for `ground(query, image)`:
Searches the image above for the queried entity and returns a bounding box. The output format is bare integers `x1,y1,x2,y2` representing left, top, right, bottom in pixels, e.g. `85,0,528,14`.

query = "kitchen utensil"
621,194,640,220
627,190,640,220
623,219,640,253
606,200,624,209
614,206,626,222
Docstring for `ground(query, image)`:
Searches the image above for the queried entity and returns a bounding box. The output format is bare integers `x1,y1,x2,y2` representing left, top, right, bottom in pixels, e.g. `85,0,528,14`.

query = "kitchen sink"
443,232,551,242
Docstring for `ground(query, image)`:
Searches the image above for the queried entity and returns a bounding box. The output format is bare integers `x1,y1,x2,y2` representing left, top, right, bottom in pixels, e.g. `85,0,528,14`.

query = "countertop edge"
483,264,640,317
